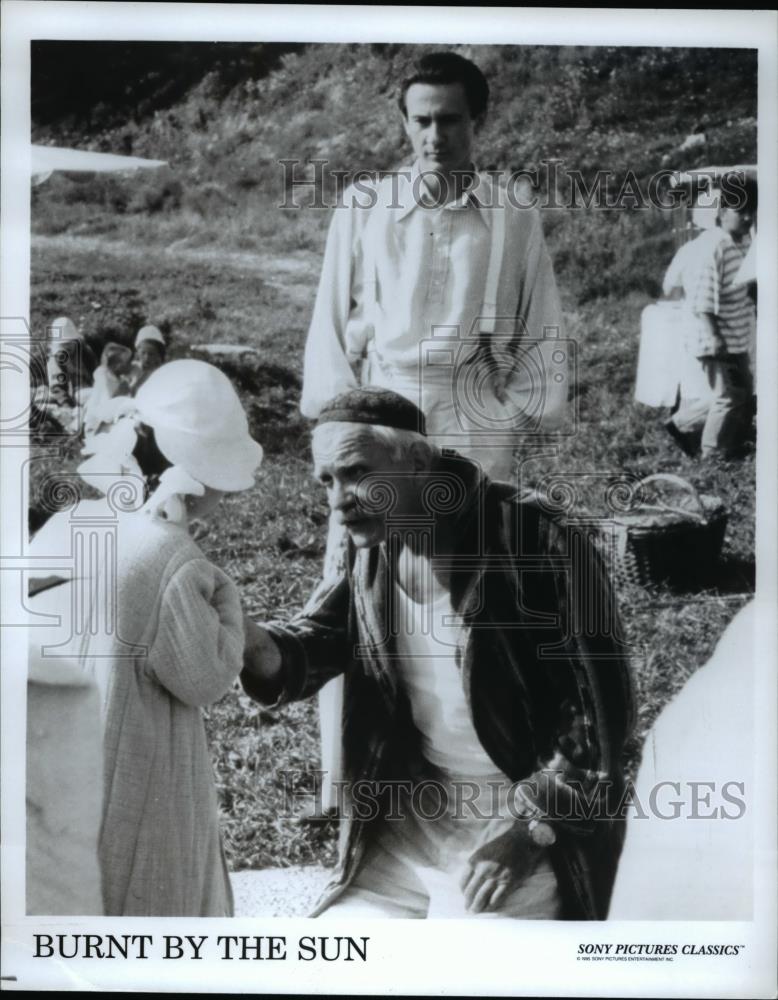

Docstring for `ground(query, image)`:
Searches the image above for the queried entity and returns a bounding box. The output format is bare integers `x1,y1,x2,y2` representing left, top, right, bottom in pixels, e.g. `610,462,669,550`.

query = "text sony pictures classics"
577,942,745,960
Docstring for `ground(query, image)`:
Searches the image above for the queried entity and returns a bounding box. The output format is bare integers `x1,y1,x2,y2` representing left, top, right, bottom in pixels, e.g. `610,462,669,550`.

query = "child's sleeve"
145,557,245,706
687,238,723,319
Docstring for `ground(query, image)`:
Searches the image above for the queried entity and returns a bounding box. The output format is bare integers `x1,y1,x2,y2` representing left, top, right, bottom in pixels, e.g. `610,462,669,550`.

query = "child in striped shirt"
666,174,756,459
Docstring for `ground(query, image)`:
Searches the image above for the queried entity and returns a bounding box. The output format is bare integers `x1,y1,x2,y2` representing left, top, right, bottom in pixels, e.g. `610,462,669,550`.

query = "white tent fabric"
31,144,168,185
634,301,714,408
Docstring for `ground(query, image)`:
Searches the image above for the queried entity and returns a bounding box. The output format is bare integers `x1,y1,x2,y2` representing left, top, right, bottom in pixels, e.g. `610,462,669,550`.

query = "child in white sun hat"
130,323,167,394
28,360,262,916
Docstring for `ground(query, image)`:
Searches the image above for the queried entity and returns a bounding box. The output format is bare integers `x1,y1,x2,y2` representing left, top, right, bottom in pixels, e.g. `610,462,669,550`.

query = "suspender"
363,219,378,315
479,185,506,336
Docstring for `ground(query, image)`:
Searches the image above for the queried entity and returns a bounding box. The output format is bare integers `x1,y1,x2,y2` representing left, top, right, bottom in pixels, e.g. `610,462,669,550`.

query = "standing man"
300,52,569,814
301,50,567,474
242,388,633,919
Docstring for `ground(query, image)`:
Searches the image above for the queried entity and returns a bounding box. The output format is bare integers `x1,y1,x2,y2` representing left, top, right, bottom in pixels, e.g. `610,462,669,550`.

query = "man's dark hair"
398,51,489,120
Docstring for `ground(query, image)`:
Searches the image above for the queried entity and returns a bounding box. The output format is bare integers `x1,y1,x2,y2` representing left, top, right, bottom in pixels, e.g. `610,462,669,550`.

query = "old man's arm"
460,507,635,916
241,575,353,708
522,515,636,917
516,513,635,828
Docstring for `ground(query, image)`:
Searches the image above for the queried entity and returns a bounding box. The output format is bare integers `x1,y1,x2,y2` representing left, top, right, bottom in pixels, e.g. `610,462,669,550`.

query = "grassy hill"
32,42,757,309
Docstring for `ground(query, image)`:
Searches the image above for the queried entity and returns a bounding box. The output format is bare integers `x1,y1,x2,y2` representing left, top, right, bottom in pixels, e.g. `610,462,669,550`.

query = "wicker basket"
601,474,728,588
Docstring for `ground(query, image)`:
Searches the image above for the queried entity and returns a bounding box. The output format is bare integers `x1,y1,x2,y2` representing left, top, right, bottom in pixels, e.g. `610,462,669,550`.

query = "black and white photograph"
1,4,776,995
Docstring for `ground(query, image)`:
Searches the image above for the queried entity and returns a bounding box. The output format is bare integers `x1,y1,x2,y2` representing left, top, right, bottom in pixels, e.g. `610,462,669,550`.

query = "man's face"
402,82,476,178
313,423,417,549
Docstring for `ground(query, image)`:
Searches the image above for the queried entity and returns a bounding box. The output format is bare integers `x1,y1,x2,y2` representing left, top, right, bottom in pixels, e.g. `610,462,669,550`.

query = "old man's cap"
316,387,426,436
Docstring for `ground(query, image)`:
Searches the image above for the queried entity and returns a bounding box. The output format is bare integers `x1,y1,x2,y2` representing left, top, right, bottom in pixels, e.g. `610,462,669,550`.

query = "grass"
28,225,754,874
29,233,317,360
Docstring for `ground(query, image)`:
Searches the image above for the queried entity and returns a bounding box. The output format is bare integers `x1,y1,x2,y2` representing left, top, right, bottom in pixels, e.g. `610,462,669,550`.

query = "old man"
242,387,633,919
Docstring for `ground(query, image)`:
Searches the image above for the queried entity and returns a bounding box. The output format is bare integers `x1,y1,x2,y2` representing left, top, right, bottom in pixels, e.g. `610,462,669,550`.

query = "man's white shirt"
301,162,569,454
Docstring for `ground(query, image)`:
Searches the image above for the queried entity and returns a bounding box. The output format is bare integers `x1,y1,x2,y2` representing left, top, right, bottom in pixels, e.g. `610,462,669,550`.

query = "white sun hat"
134,324,166,348
134,359,262,491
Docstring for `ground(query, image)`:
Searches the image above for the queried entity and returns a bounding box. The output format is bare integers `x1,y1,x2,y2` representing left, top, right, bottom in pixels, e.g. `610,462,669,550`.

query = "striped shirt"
684,228,755,354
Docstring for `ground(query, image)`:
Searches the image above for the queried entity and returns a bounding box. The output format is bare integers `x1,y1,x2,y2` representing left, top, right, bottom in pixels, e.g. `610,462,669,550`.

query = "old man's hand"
458,821,546,914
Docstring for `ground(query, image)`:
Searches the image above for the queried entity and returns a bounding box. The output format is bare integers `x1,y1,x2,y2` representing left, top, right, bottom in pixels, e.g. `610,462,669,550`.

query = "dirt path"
231,866,330,918
32,232,320,302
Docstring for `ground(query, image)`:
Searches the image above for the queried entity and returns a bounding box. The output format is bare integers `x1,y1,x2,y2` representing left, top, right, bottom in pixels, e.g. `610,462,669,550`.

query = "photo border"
2,4,776,996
